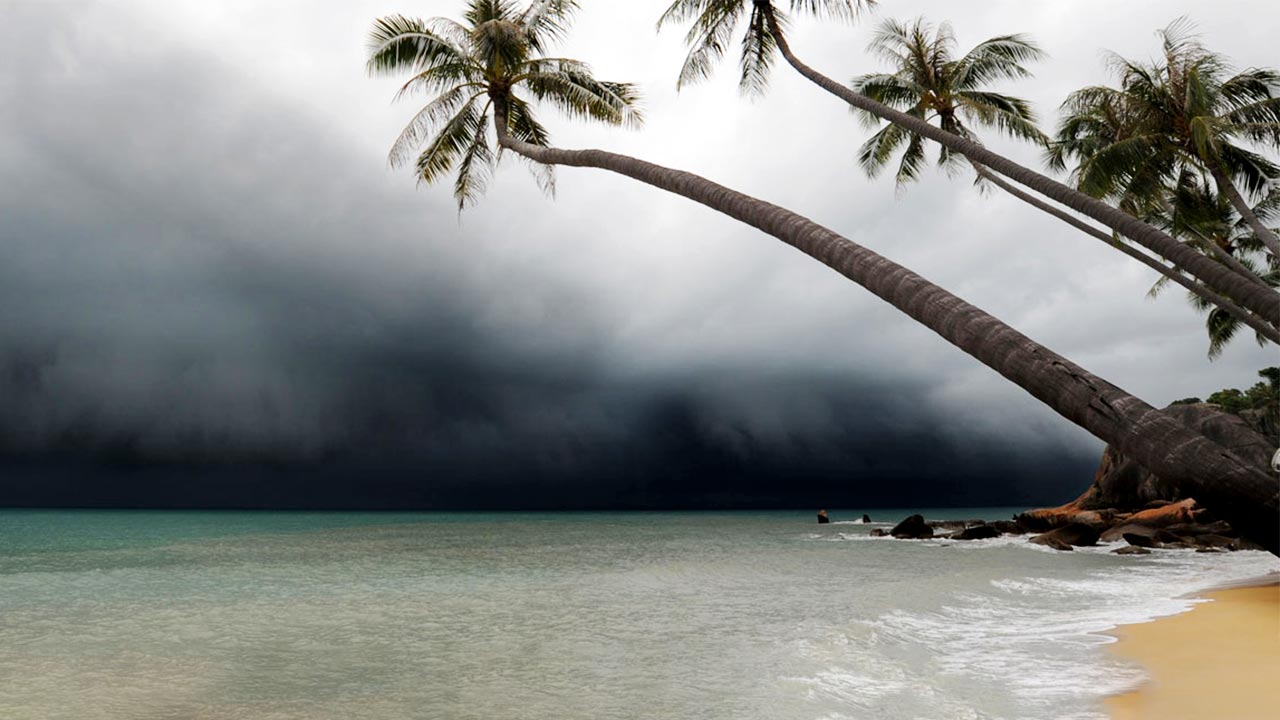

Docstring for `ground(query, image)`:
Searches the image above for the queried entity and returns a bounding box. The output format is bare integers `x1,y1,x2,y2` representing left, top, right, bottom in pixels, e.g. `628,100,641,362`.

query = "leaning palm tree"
369,0,1278,552
657,2,1280,323
849,17,1280,346
1049,19,1280,257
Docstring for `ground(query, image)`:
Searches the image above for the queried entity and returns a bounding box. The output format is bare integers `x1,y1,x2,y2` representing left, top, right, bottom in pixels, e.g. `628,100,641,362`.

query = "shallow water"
1,509,1275,720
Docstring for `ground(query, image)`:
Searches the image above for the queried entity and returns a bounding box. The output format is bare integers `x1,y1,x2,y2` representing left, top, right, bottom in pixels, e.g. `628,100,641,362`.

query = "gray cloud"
0,0,1273,509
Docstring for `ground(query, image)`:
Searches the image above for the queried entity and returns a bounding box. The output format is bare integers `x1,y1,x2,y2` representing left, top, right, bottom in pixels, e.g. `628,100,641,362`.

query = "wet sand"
1107,580,1280,720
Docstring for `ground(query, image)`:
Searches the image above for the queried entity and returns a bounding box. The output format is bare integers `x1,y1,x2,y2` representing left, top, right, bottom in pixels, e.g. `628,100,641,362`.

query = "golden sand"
1106,581,1280,720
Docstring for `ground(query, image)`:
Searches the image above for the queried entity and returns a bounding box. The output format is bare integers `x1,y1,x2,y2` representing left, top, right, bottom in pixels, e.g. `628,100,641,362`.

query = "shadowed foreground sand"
1107,580,1279,720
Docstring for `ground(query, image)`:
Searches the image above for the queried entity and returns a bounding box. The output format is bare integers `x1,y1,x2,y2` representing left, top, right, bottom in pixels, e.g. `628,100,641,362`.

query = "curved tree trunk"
974,166,1280,344
492,100,1279,554
759,11,1280,324
1210,164,1280,258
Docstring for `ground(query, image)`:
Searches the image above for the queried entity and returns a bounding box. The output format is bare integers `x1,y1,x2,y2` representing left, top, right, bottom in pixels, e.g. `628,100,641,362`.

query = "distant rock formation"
889,514,933,539
816,509,830,524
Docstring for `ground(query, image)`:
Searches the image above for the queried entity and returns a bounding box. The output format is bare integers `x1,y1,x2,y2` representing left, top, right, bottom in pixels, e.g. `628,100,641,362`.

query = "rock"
1030,523,1100,548
1100,523,1160,543
1122,533,1158,548
1037,537,1074,551
1124,499,1203,528
1113,546,1152,555
1140,499,1173,510
817,509,830,524
1163,521,1237,538
927,520,971,531
1014,507,1117,532
953,525,1001,540
869,528,890,537
992,520,1027,535
862,514,872,524
1192,534,1236,549
889,514,934,539
1230,537,1267,552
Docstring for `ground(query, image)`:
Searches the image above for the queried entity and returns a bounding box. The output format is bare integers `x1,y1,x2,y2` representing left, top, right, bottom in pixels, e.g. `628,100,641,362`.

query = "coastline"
1106,574,1280,720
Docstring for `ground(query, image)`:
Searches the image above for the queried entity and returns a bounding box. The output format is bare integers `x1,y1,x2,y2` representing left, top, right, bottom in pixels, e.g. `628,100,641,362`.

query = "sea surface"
1,509,1275,720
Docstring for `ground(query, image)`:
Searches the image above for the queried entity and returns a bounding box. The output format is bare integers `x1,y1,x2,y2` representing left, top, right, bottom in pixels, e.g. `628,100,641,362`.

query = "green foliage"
1049,18,1280,211
1170,397,1203,405
850,17,1047,189
1202,367,1280,420
367,0,642,209
657,1,874,96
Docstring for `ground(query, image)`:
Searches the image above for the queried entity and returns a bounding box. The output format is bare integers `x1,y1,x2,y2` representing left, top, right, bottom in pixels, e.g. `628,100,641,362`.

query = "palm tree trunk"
492,100,1279,554
1210,164,1280,258
1159,198,1273,290
759,10,1280,325
974,166,1280,343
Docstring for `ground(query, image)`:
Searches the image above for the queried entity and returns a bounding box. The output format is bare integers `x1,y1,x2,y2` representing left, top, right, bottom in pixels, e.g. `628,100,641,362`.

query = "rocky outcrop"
1014,403,1274,552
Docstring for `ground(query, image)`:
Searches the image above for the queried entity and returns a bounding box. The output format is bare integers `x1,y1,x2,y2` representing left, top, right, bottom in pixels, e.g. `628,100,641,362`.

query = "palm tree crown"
1148,175,1279,356
850,17,1048,187
657,1,874,95
367,0,642,209
1048,19,1280,220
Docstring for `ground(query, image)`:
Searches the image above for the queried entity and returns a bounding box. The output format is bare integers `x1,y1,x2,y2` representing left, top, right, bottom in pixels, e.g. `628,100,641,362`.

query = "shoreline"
1105,574,1280,720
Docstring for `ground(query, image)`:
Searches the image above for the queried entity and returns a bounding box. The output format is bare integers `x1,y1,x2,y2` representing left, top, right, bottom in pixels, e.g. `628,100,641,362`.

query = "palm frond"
367,15,473,77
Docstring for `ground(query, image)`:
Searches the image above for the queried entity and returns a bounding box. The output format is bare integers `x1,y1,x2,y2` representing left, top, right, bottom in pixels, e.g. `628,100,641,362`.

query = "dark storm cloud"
13,0,1269,510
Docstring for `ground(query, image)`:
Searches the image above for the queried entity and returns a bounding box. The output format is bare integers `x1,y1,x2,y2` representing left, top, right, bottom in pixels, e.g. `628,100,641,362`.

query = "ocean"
1,509,1275,719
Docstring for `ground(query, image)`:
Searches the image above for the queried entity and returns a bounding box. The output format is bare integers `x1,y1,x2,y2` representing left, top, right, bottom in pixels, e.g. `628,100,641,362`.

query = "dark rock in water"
1113,546,1152,555
890,514,934,539
1193,534,1236,549
817,509,830,524
869,528,890,537
1100,523,1160,543
1230,537,1267,552
991,520,1027,535
1038,537,1074,552
1163,521,1237,538
862,514,872,524
1122,532,1158,548
1030,523,1100,548
953,525,1001,540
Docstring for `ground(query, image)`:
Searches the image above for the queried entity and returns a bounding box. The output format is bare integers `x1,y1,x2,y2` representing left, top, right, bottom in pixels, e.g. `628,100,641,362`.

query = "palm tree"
848,17,1280,346
369,0,1278,552
656,2,1280,323
1146,175,1280,356
851,17,1047,187
1050,20,1280,258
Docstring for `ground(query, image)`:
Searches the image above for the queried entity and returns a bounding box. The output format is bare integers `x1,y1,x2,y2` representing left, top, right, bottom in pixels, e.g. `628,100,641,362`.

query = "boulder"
1100,523,1160,543
1124,499,1203,528
1113,546,1152,555
862,514,872,524
1122,533,1158,548
889,514,934,539
953,525,1001,541
991,520,1027,535
1162,521,1237,538
1030,523,1100,548
1230,537,1267,552
1037,537,1074,552
1192,534,1236,549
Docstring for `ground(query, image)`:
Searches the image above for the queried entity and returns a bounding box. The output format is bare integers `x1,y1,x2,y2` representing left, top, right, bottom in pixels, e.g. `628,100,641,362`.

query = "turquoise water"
1,509,1275,719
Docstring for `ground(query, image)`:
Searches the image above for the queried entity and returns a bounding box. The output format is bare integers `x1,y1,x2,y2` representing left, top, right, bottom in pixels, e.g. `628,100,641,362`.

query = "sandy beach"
1107,578,1280,720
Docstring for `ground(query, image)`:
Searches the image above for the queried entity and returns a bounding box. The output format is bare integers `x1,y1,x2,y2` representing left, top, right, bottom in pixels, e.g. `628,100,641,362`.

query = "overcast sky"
0,0,1274,509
